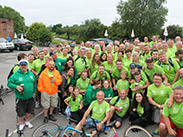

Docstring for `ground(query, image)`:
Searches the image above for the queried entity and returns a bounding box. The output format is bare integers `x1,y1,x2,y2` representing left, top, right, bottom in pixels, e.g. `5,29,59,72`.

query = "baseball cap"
19,59,28,65
130,63,137,69
49,51,56,56
70,43,75,47
146,56,153,62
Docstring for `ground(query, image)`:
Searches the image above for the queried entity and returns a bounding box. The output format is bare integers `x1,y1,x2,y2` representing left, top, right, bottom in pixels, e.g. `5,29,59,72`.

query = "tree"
77,18,106,41
26,22,52,46
0,5,26,34
117,0,168,40
52,23,62,32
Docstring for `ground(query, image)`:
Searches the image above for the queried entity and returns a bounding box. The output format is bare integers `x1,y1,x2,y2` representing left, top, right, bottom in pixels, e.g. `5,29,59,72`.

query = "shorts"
160,118,183,137
152,106,160,123
41,92,58,109
111,111,123,124
16,97,35,117
84,118,105,131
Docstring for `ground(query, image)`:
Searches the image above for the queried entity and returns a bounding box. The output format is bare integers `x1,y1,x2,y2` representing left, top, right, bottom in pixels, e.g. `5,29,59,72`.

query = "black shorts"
16,97,35,117
111,111,123,124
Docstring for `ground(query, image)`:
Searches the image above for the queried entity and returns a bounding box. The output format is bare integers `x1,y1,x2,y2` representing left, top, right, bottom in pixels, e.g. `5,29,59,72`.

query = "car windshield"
0,38,7,43
18,39,29,42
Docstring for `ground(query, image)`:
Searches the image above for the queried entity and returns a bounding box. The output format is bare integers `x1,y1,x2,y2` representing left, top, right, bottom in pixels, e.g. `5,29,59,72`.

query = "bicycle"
105,120,119,137
0,84,13,105
124,125,152,137
5,128,26,137
32,118,94,137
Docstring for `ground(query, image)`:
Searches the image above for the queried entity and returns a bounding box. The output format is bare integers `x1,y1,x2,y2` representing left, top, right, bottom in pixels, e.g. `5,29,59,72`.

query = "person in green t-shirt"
172,68,183,89
159,85,183,137
144,56,169,86
90,64,111,87
72,91,110,137
76,71,90,95
129,92,152,127
157,51,180,85
111,60,130,90
89,52,101,77
142,45,151,61
148,35,157,49
102,54,114,75
174,49,183,69
130,71,146,99
122,49,133,69
147,73,173,124
64,87,83,123
151,50,159,62
56,44,63,59
107,89,130,128
31,51,45,76
101,80,114,101
115,71,129,94
27,53,34,70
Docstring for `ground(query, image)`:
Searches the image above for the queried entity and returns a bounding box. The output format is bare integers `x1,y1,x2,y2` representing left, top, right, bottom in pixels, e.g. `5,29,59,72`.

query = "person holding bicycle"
72,91,110,137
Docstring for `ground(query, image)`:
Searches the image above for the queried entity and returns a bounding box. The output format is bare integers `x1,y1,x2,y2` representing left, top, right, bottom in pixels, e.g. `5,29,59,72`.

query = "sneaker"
19,124,25,131
49,115,57,121
104,127,110,134
25,121,33,128
44,117,49,123
35,102,41,108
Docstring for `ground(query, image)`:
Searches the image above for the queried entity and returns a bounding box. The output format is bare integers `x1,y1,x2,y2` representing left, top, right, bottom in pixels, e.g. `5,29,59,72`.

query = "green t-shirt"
102,61,114,73
13,65,20,73
162,100,183,129
137,104,144,117
89,100,110,121
89,63,99,75
31,59,45,73
148,41,157,48
172,79,183,88
66,94,83,112
144,64,165,83
90,71,110,81
178,59,183,69
76,78,90,90
147,84,173,105
74,57,87,73
130,80,145,99
156,58,180,83
110,96,130,117
115,79,129,92
56,52,62,59
54,58,66,74
28,62,33,70
101,87,114,98
67,76,71,85
111,66,130,81
142,52,151,62
122,57,133,69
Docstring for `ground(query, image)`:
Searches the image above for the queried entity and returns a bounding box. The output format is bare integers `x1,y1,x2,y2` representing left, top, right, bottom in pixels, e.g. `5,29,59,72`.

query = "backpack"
75,55,87,66
113,96,131,106
7,64,19,79
94,71,108,80
158,58,174,68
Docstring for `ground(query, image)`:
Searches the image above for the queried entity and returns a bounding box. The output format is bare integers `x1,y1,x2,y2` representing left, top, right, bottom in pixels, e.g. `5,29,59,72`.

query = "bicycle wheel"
124,125,152,137
32,123,60,137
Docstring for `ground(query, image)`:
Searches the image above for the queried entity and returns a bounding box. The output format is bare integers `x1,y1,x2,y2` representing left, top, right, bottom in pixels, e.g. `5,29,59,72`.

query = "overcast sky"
0,0,182,27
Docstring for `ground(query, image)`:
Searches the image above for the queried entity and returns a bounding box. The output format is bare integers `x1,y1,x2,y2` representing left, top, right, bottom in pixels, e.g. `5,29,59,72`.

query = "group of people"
7,36,183,137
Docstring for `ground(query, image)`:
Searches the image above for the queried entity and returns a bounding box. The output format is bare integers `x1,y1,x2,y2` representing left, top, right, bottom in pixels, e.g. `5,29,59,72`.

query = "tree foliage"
26,22,52,46
0,5,26,34
117,0,168,40
77,18,106,41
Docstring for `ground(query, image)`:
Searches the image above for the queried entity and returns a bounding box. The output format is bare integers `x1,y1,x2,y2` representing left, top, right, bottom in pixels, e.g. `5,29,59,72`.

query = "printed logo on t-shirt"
173,107,178,114
124,104,128,108
99,108,103,112
30,76,33,79
160,90,164,95
93,106,96,111
152,90,156,95
141,109,144,114
19,77,23,81
125,83,127,86
59,62,61,65
78,98,81,102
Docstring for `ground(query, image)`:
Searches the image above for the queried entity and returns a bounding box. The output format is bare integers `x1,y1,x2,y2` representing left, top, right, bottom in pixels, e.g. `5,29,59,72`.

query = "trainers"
25,121,33,128
49,115,57,121
44,117,49,123
35,102,41,108
104,127,110,134
19,124,25,131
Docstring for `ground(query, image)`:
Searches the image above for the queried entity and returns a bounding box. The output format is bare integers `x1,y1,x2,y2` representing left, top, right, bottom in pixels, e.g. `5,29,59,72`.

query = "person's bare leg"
107,106,115,124
18,116,24,125
44,109,48,117
25,113,31,122
72,122,82,135
49,106,54,115
159,124,168,137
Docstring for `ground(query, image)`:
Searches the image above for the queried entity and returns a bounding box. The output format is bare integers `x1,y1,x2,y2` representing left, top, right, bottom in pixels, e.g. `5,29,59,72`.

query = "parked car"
89,38,113,46
11,39,33,50
0,38,14,52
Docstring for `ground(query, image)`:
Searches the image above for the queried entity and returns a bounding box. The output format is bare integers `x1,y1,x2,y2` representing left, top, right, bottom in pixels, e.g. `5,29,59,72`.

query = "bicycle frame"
62,124,92,137
111,127,119,137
